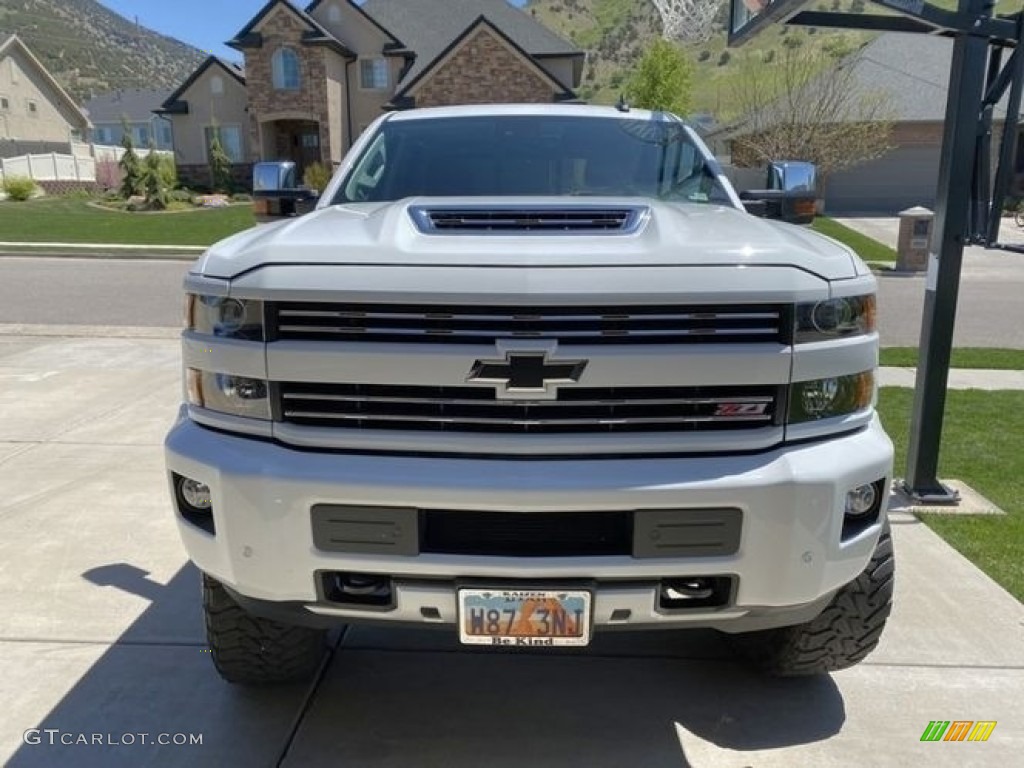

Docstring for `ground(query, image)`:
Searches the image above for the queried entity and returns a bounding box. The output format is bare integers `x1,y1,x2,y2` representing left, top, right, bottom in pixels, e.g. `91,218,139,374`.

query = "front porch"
258,117,328,181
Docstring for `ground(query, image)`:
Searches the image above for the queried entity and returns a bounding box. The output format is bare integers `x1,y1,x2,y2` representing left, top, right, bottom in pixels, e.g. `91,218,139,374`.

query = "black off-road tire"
203,573,327,685
730,522,895,676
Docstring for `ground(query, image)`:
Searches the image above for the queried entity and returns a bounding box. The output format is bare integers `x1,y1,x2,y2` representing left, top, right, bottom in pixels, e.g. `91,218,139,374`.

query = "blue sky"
96,0,528,63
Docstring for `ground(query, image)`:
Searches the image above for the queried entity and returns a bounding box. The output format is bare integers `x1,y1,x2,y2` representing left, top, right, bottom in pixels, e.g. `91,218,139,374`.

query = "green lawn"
880,347,1024,370
877,388,1024,601
0,198,257,246
812,217,898,264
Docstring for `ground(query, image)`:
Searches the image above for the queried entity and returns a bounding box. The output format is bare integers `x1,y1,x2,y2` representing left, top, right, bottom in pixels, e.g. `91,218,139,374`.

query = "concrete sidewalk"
1,334,1021,767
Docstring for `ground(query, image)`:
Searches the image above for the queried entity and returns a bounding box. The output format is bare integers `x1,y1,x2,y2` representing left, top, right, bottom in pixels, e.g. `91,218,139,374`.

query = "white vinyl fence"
0,144,173,185
0,152,97,183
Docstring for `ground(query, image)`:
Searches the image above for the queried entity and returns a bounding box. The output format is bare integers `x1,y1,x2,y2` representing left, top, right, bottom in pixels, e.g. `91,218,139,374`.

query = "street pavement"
0,331,1022,767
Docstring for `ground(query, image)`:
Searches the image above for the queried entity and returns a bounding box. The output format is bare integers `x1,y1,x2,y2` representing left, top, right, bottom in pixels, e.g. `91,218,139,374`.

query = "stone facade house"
0,35,90,148
160,0,581,188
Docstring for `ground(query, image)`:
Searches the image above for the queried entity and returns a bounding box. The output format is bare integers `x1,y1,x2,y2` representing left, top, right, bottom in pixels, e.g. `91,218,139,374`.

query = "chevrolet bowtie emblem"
467,352,588,400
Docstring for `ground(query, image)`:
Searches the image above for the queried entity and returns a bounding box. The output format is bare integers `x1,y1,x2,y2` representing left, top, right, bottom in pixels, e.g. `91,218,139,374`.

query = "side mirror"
252,161,319,222
740,189,816,225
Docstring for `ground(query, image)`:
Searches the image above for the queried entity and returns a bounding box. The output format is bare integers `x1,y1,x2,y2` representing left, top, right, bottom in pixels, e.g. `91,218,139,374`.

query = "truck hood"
195,198,860,281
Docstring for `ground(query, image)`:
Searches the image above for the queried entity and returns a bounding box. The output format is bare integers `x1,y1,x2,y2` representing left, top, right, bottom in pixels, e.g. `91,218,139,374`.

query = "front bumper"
165,412,893,632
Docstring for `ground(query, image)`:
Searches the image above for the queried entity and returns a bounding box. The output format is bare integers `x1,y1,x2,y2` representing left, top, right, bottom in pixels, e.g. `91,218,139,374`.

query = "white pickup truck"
165,104,894,685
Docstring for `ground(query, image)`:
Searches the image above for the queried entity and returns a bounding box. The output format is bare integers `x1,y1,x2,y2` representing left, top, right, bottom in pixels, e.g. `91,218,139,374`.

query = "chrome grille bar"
275,383,782,435
271,303,788,346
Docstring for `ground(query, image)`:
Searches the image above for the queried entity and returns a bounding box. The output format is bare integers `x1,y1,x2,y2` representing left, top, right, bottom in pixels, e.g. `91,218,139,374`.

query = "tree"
118,120,143,199
728,44,895,199
142,143,168,210
626,39,693,116
207,128,233,193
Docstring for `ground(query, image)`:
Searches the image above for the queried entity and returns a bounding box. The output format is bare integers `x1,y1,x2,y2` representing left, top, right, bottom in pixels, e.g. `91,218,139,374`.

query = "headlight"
794,295,876,343
788,371,874,423
185,294,264,340
186,369,270,420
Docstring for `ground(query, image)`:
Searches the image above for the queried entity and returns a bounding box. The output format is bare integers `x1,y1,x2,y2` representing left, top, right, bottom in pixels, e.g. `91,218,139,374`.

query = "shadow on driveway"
9,563,846,767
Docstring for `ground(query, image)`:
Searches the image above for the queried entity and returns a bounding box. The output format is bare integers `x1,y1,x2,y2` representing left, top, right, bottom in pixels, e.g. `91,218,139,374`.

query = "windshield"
334,115,732,206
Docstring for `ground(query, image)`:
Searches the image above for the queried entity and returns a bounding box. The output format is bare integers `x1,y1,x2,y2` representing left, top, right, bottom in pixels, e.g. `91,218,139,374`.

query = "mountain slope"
0,0,207,104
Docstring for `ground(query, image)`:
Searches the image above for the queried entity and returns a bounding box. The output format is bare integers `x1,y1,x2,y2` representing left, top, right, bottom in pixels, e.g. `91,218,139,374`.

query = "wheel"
729,522,894,676
203,573,327,685
1015,210,1024,228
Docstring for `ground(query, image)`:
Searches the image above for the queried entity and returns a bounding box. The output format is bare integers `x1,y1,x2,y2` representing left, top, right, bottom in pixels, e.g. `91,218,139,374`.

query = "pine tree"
118,121,143,199
208,129,232,193
142,143,168,210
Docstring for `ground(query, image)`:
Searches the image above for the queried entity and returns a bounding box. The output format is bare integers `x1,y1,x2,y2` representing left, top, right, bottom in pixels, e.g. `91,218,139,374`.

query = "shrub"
157,155,177,189
95,158,122,191
169,189,194,204
718,51,731,66
231,192,253,203
303,162,332,193
697,50,711,62
2,176,38,202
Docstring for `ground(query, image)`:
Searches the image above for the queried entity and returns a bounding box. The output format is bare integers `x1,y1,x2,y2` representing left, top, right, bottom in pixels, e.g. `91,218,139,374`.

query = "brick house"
160,0,582,188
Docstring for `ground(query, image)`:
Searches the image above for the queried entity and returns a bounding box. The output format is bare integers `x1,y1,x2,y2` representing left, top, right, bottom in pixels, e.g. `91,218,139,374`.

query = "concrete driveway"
1,331,1022,767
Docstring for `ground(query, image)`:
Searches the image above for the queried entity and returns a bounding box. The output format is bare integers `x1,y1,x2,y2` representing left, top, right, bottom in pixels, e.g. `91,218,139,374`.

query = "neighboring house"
83,89,174,150
161,0,582,187
156,57,248,187
715,32,1024,214
0,34,91,148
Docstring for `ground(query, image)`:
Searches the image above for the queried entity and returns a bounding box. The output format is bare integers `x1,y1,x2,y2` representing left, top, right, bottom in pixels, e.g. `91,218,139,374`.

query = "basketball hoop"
650,0,725,44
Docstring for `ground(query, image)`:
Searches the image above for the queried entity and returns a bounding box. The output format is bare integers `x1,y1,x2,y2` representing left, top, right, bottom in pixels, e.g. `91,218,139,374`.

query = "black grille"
410,205,646,233
270,303,788,346
421,509,632,557
276,382,781,434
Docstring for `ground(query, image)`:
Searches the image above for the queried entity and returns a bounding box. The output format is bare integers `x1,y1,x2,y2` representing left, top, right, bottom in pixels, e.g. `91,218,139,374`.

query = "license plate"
458,589,592,647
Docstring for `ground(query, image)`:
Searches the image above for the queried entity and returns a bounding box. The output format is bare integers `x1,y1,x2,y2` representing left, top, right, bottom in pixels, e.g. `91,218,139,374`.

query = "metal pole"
902,0,993,501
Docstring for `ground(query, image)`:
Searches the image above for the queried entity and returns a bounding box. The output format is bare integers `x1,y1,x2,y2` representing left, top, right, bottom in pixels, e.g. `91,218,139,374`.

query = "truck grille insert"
409,205,648,234
270,303,787,345
421,510,632,557
277,383,781,434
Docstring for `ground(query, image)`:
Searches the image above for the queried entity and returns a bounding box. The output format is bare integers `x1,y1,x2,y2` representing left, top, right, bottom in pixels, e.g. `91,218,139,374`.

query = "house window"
157,120,173,148
130,125,151,146
272,48,301,90
93,126,113,144
360,58,389,90
27,99,38,116
327,3,342,24
204,125,244,163
0,96,8,110
211,75,224,95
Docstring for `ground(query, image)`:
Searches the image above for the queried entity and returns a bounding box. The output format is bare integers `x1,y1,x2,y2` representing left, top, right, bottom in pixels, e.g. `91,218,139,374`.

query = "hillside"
0,0,207,104
524,0,873,117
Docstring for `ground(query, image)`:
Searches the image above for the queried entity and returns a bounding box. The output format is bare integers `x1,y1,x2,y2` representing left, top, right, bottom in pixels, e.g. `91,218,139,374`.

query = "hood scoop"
409,204,649,235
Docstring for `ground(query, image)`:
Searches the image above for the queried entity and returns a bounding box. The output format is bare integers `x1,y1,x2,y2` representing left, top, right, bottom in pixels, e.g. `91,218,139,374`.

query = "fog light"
179,477,212,511
842,479,886,540
846,483,878,517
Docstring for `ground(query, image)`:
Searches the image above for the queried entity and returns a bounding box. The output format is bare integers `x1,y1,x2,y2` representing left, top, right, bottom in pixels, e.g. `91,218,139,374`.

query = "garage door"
825,146,940,215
